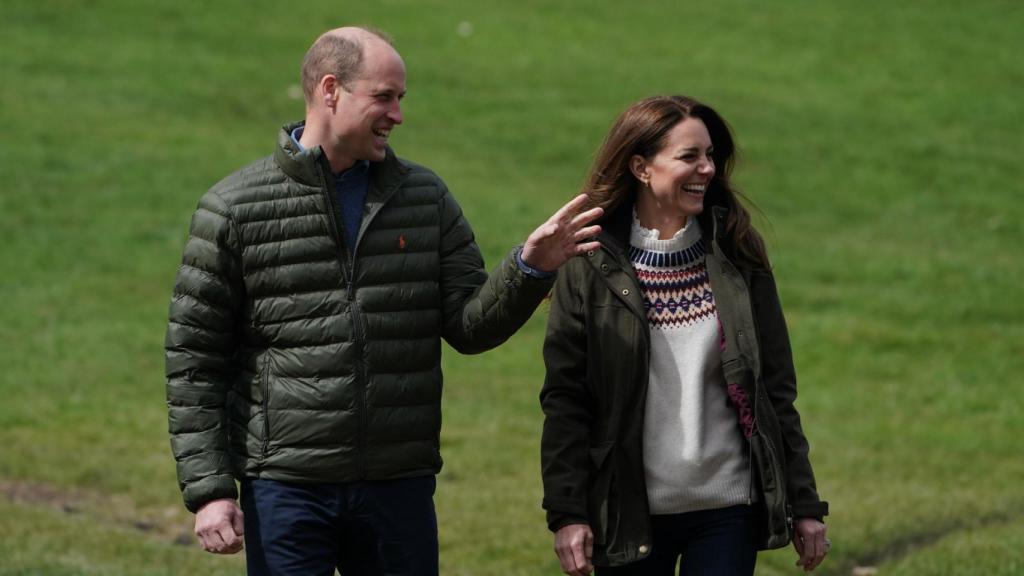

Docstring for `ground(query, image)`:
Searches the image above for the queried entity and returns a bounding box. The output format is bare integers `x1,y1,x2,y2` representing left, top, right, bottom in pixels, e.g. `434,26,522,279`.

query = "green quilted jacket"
166,122,554,512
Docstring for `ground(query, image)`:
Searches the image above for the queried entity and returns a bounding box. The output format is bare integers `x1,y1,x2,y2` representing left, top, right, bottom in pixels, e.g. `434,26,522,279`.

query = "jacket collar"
273,121,411,199
274,121,326,186
708,205,730,247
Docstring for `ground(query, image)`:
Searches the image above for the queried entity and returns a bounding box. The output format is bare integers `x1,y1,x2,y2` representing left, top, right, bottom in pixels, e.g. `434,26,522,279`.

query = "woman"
540,95,829,575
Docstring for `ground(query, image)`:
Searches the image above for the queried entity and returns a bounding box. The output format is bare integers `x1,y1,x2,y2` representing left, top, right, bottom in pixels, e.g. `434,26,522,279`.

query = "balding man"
165,26,601,575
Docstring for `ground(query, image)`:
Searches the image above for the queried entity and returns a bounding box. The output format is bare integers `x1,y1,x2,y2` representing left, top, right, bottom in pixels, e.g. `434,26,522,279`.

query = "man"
165,26,601,575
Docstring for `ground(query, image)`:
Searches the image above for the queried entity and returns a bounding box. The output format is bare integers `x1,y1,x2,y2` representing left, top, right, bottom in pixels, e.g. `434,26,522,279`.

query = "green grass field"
2,1,1022,574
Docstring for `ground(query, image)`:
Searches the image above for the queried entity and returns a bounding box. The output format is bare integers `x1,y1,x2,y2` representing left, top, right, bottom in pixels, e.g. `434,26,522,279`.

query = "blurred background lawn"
1,1,1022,574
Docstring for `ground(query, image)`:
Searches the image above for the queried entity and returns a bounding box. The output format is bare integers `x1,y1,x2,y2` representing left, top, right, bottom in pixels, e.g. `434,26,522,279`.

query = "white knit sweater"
630,216,751,514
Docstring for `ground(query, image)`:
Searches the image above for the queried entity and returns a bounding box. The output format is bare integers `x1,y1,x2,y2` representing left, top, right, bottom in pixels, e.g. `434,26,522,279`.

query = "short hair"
300,26,394,104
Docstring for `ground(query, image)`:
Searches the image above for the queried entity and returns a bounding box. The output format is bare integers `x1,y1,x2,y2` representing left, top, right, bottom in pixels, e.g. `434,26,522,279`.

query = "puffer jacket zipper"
348,273,368,479
318,164,369,479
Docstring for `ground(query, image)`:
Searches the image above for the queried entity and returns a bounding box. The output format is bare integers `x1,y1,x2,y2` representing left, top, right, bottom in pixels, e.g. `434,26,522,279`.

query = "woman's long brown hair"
581,95,770,270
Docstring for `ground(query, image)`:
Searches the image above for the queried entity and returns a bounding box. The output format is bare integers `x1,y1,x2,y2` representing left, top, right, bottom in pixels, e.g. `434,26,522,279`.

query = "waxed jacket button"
622,289,630,296
587,250,595,257
600,264,609,272
639,544,649,554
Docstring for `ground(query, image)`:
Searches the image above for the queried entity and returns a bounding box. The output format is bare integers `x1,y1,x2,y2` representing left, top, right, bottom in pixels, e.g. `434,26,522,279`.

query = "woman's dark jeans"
596,504,760,576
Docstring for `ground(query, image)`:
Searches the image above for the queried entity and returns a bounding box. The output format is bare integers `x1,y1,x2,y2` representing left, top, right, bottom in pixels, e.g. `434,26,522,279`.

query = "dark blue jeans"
240,476,438,576
596,505,760,576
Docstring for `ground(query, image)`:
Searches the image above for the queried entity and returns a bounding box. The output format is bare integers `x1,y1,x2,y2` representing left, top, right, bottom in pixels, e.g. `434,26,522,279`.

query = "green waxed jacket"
540,201,828,566
166,122,554,513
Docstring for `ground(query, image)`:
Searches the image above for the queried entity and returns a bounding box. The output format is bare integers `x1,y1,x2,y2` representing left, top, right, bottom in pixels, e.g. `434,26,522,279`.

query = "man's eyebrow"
371,87,406,97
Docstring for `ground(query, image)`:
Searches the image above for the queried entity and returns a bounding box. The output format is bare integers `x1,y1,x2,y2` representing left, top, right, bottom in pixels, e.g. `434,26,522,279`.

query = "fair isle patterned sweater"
630,215,752,514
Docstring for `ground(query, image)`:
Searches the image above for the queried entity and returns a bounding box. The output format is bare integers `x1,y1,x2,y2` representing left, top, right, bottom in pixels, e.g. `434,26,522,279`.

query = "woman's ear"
629,155,648,184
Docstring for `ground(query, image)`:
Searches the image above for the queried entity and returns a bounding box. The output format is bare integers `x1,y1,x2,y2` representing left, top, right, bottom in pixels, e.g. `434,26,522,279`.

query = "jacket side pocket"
259,355,272,461
750,430,790,550
587,441,615,545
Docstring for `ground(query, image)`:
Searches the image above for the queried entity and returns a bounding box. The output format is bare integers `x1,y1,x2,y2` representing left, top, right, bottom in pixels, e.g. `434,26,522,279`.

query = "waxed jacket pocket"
587,441,615,545
587,300,643,405
750,419,790,550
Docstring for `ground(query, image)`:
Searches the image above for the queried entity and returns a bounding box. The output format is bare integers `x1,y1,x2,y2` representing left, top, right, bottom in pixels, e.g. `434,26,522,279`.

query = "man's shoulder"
391,154,448,192
205,154,278,199
203,155,283,206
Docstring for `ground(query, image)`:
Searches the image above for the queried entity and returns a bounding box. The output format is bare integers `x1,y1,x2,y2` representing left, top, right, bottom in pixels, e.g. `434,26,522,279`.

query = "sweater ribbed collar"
630,210,703,255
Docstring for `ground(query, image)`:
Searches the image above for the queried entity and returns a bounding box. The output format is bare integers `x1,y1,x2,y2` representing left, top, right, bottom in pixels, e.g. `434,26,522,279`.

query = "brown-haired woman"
540,95,829,575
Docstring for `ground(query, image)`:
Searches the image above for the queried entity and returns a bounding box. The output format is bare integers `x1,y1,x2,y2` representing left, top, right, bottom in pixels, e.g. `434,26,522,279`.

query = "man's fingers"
231,508,245,539
569,206,604,228
551,194,590,222
573,225,602,242
217,523,241,551
196,519,242,554
575,241,602,255
199,528,226,553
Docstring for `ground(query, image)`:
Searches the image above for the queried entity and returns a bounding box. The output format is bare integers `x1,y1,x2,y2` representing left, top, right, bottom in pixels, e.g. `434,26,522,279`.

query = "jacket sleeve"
165,190,243,513
437,187,555,354
750,269,828,520
540,264,593,531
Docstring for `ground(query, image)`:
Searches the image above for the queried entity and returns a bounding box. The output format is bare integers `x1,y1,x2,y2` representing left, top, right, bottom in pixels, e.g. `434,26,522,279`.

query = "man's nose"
389,102,403,125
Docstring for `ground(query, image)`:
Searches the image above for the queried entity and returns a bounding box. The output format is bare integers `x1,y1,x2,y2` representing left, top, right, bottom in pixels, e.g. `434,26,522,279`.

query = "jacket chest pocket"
586,300,641,400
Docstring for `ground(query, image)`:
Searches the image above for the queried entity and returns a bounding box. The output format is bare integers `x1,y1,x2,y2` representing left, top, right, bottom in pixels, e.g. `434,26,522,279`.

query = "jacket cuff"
792,500,829,520
514,245,557,279
501,248,557,294
183,474,239,513
547,510,590,533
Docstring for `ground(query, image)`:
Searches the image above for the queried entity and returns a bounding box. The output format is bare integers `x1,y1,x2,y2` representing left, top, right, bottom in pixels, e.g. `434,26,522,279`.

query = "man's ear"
629,155,648,184
320,74,339,108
